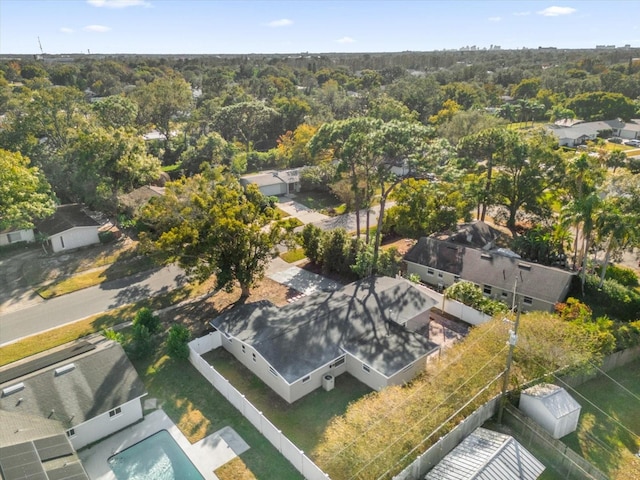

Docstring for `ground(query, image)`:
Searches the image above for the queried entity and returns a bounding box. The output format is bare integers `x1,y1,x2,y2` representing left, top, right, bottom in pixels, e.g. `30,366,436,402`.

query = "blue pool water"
108,430,204,480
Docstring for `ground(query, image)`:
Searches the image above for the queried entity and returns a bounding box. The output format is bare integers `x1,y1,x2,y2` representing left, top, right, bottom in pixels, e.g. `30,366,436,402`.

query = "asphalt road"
0,264,186,345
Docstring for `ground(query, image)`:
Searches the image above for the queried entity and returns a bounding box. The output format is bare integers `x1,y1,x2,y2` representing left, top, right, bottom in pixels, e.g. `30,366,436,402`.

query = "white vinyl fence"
188,333,330,480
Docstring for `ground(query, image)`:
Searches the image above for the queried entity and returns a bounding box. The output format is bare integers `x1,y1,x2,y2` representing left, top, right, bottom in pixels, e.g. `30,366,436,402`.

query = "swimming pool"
108,430,204,480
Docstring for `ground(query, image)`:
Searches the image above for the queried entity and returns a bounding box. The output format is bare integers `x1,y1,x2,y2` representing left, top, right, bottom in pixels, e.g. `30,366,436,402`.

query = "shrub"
127,323,154,359
583,274,640,321
166,324,190,359
133,307,160,333
595,264,639,288
445,281,509,316
102,327,124,344
98,231,116,244
300,223,325,264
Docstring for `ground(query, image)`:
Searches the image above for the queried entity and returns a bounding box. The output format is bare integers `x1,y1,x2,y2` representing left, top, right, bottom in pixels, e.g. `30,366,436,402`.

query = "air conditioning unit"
322,374,335,392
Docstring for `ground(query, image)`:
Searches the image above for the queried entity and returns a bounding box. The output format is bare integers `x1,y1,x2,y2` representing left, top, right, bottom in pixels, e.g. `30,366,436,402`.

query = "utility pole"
497,295,522,424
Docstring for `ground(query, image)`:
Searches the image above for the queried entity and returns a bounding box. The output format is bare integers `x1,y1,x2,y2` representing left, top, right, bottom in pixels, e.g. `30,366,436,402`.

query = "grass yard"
132,351,303,480
37,255,156,298
293,191,343,214
562,359,640,479
203,348,373,454
280,248,306,263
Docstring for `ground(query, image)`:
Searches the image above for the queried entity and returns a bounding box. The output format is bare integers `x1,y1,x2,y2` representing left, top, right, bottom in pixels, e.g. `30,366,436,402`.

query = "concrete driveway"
277,197,329,224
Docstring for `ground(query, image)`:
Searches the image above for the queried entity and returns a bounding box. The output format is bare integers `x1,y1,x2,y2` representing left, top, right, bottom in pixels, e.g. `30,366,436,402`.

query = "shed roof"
0,335,146,429
211,276,439,382
425,427,545,480
521,383,581,419
404,238,574,305
35,205,99,236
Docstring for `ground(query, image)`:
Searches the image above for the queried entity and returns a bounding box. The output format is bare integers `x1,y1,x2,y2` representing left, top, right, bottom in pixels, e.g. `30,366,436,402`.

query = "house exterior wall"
345,354,388,392
0,229,35,246
386,354,431,386
259,183,287,197
220,335,293,403
67,397,144,450
49,226,100,253
406,260,557,313
288,355,347,403
405,310,431,332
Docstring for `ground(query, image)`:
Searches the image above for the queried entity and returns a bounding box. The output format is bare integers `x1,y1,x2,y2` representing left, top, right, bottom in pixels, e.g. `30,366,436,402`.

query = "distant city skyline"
1,1,638,55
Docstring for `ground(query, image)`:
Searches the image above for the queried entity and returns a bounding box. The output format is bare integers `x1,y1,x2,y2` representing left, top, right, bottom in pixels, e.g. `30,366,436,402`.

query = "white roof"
521,383,581,419
425,427,545,480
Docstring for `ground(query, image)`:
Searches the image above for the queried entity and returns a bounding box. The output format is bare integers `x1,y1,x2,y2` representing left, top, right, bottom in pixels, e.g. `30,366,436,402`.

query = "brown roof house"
36,204,100,253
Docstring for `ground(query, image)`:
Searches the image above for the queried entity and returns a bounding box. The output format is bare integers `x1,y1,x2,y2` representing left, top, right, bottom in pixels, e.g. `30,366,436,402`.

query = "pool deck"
78,409,249,480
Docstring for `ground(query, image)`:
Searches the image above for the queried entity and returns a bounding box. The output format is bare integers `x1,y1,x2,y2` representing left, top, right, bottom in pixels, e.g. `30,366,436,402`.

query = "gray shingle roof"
433,221,504,250
404,238,574,305
425,427,545,480
211,276,439,382
521,383,581,419
0,336,146,429
35,204,99,236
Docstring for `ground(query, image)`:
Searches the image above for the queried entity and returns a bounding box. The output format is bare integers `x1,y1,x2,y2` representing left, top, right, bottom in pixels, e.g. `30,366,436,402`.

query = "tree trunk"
372,195,387,271
580,234,591,295
240,283,251,298
598,235,614,289
481,155,493,222
365,206,370,244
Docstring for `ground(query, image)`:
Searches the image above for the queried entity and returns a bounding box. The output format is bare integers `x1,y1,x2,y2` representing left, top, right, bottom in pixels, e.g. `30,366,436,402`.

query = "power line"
347,347,508,480
323,319,506,468
588,361,640,404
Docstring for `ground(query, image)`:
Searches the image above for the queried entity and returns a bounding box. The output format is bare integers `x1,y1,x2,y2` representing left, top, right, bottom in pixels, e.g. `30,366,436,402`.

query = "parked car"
608,137,623,144
624,139,640,147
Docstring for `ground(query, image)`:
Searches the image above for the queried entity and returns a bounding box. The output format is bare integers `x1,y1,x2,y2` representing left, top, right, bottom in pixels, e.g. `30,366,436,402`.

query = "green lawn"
293,192,343,214
562,359,640,479
280,248,306,263
203,348,373,454
132,352,303,480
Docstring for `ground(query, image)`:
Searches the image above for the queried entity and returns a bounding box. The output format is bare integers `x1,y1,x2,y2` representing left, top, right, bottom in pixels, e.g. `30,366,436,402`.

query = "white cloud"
513,11,531,16
83,24,111,32
60,27,74,34
267,18,293,27
537,6,577,16
87,0,150,8
488,16,502,22
336,36,355,44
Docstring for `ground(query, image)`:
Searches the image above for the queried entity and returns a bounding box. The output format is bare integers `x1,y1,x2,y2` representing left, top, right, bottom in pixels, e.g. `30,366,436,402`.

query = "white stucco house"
0,227,35,247
547,118,640,147
0,335,147,450
35,204,100,253
210,276,441,403
240,168,303,197
519,383,581,439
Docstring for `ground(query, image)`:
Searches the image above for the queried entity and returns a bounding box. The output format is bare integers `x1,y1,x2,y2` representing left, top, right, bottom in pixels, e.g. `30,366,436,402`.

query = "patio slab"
268,265,341,295
78,409,248,480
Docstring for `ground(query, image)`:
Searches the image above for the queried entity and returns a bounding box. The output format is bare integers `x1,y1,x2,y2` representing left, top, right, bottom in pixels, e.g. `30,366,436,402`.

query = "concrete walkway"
267,258,341,295
79,409,249,480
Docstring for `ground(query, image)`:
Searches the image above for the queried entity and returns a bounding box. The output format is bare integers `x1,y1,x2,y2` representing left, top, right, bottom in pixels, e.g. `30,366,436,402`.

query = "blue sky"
1,1,638,55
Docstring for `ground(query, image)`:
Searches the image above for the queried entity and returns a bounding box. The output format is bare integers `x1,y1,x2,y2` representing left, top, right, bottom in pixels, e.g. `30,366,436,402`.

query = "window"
109,407,122,418
427,268,434,276
523,296,533,305
362,364,370,373
518,263,532,271
454,275,460,283
252,353,256,362
241,345,246,353
268,366,278,377
483,285,492,295
331,357,345,368
66,429,75,438
60,237,65,249
437,272,443,278
302,376,310,383
501,292,508,298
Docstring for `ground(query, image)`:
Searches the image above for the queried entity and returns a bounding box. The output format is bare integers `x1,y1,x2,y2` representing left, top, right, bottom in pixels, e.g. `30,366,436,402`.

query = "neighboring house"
0,335,147,450
118,185,165,216
0,227,35,247
519,383,581,439
211,276,440,403
404,237,575,312
431,221,505,250
240,168,303,197
0,411,89,480
35,204,100,254
547,118,640,147
424,427,545,479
